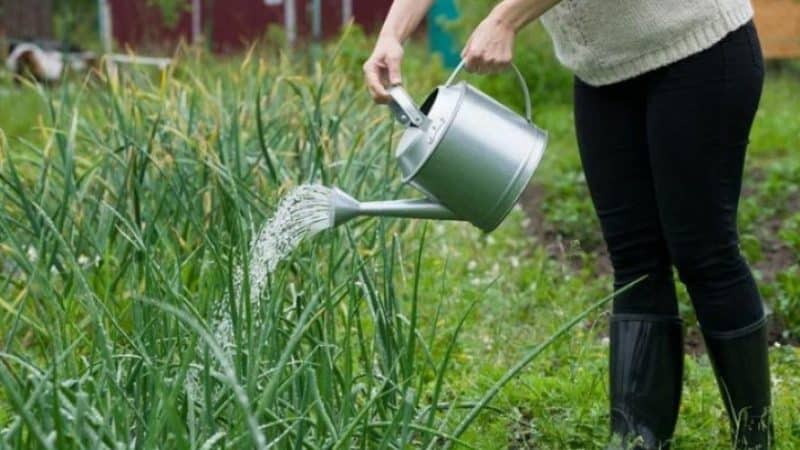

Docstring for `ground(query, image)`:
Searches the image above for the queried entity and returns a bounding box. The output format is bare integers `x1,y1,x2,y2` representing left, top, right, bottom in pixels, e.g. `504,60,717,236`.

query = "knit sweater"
539,0,754,86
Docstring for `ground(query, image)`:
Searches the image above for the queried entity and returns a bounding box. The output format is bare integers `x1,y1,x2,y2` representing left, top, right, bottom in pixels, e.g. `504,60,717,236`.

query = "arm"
363,0,435,103
462,0,563,73
490,0,561,32
380,0,436,43
364,0,562,102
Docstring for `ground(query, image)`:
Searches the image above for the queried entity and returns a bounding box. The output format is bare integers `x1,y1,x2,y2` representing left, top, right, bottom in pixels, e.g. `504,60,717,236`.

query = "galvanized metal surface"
333,60,548,233
330,188,457,228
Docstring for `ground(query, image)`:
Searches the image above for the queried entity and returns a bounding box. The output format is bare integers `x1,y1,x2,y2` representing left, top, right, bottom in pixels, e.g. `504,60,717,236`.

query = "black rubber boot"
702,317,773,449
608,314,684,450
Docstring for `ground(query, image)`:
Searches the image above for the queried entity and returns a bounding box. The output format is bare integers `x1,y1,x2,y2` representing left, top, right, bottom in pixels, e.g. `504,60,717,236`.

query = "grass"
1,31,799,449
0,81,52,145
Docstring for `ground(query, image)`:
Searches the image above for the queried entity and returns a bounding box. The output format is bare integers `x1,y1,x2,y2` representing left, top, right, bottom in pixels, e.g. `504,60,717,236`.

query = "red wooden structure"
108,0,393,53
1,0,54,40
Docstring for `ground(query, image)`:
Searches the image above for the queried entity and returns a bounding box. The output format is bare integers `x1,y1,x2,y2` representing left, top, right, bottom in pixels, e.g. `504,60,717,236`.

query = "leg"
646,22,765,332
646,22,771,448
574,76,682,449
574,76,678,316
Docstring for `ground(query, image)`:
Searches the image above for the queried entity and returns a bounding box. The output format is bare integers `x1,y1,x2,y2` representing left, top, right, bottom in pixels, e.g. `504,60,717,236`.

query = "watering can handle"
387,85,430,129
444,60,533,124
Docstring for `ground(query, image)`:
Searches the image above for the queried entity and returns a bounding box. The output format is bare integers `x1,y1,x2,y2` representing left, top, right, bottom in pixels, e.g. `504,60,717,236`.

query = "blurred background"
1,0,797,105
1,0,798,57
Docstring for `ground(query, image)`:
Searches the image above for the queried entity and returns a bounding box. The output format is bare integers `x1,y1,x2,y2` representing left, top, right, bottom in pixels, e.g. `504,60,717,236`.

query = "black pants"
574,22,765,333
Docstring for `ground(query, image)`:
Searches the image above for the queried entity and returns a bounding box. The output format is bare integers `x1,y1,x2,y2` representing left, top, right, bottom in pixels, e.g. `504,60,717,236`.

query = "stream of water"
187,184,333,399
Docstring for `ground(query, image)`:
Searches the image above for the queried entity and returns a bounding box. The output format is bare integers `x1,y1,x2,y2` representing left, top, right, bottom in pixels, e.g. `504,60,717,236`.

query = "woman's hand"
363,34,405,104
461,13,517,73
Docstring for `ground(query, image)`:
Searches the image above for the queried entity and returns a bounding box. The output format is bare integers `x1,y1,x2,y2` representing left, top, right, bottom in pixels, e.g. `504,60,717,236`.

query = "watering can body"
332,61,547,233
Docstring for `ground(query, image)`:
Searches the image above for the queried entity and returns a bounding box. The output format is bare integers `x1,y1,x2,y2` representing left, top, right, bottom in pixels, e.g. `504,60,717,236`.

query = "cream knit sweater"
539,0,754,85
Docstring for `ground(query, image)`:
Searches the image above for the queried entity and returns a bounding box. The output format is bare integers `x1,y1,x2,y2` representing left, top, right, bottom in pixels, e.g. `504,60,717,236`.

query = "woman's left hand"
461,14,516,73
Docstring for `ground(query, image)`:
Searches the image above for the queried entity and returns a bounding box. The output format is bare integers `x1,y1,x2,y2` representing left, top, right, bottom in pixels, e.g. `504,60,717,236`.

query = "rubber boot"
608,314,684,450
702,317,773,449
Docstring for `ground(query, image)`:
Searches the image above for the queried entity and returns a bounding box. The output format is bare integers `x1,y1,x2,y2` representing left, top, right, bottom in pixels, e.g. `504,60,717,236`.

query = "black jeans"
574,22,765,332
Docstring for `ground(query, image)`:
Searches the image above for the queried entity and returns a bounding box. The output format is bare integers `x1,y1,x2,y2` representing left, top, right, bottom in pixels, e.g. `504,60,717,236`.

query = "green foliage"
0,31,614,449
767,266,800,337
53,0,99,48
775,211,800,337
50,0,193,48
538,169,601,250
146,0,190,27
780,213,800,252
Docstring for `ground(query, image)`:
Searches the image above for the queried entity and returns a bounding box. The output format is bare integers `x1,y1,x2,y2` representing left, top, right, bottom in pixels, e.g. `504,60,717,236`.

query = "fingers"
363,60,391,103
463,52,485,74
386,55,402,86
461,37,480,72
461,20,514,74
463,49,512,74
363,36,405,104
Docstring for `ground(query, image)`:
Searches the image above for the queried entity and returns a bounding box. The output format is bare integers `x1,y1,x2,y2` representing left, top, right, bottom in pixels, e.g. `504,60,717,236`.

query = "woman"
363,0,772,448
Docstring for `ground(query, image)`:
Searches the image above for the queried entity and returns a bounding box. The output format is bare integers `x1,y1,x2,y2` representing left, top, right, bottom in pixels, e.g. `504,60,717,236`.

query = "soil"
684,315,800,357
518,177,799,352
518,183,612,276
507,408,539,450
752,217,797,283
741,168,800,284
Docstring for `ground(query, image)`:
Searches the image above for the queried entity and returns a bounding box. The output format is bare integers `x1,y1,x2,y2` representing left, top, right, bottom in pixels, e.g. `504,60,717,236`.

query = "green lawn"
0,36,798,449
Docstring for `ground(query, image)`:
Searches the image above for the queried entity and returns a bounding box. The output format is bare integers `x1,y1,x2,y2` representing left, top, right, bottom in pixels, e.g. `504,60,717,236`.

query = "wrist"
378,19,410,43
489,1,531,32
378,31,402,42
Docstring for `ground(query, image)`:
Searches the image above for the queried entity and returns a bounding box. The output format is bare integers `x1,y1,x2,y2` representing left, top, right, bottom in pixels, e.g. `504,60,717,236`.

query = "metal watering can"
331,60,548,233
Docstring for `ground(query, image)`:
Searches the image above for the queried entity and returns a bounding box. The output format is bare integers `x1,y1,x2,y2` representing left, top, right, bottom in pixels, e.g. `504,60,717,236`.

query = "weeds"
0,37,618,449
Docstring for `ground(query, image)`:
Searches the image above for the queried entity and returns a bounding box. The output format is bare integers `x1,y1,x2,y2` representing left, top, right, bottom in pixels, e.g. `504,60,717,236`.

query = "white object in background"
192,0,202,44
342,0,353,25
97,0,113,53
6,43,64,81
106,54,171,70
284,0,296,45
264,0,282,4
311,0,322,40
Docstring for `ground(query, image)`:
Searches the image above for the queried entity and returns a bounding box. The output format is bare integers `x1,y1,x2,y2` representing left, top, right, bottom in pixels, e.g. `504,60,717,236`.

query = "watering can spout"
330,188,361,227
330,187,458,227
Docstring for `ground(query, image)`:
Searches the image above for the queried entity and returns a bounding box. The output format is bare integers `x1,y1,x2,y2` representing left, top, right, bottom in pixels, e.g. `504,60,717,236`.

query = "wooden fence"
753,0,800,58
0,0,54,40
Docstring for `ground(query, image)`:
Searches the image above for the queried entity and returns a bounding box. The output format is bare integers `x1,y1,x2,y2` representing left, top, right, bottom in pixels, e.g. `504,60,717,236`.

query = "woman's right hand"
363,34,404,104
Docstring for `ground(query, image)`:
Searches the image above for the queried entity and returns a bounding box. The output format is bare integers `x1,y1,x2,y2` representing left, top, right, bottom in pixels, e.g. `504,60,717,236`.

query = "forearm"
489,0,562,32
378,0,435,42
